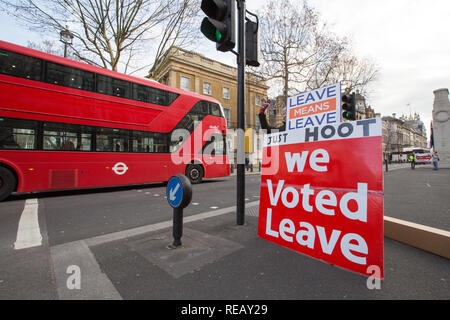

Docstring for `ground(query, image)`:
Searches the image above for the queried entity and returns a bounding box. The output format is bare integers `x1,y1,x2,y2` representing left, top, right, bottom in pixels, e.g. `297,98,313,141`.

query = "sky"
1,0,450,140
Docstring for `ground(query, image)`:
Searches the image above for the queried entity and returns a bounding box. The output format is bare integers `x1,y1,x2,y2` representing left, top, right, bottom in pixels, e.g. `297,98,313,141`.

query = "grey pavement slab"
384,167,450,231
89,212,450,300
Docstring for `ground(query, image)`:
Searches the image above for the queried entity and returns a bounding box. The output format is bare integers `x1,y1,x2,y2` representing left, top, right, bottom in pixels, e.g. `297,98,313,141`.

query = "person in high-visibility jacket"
409,153,415,169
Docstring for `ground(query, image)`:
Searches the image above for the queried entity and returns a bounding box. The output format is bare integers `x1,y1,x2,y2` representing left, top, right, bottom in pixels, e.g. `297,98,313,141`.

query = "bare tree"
257,0,347,100
257,0,316,100
306,49,379,98
256,0,378,100
1,0,201,75
27,40,62,56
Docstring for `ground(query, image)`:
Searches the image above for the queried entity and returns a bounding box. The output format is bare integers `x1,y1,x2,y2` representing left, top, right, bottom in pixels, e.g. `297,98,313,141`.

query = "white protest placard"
286,82,341,131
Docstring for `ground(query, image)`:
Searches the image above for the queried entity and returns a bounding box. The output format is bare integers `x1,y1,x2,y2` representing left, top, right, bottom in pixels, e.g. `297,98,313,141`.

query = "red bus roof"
0,40,221,105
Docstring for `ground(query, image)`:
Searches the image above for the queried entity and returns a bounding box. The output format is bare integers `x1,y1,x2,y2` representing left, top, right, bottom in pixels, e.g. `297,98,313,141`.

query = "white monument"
432,88,450,167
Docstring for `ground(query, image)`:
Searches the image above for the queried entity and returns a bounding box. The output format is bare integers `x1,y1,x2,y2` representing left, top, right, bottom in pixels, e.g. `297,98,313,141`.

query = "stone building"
382,113,428,161
432,88,450,167
150,46,269,166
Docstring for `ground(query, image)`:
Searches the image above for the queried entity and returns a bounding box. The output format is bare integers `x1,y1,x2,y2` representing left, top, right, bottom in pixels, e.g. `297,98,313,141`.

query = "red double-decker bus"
0,40,230,201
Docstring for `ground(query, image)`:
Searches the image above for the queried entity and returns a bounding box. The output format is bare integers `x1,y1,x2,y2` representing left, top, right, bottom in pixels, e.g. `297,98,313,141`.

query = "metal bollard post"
172,207,183,247
166,174,192,249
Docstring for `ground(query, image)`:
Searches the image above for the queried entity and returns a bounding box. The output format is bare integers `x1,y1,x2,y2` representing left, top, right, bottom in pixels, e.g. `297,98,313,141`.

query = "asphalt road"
0,169,449,300
0,173,262,299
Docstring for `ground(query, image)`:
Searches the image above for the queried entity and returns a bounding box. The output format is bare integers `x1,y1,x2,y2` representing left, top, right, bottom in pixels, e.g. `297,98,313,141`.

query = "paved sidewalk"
87,165,450,300
44,166,450,301
90,203,449,300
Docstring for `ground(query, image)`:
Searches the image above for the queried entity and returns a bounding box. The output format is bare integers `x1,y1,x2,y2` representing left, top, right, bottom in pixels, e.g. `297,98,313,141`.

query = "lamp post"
60,25,74,58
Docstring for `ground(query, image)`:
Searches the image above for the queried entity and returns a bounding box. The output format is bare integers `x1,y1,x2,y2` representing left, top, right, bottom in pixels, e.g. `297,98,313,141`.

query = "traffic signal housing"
342,92,356,120
200,0,235,52
245,20,260,67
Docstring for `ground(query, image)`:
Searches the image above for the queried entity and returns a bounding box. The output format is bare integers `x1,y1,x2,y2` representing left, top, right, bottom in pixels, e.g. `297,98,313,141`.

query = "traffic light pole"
236,0,246,225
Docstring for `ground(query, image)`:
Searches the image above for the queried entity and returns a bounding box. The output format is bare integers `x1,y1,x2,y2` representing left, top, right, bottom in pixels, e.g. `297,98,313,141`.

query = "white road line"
48,200,261,299
426,183,431,188
51,240,121,300
14,199,42,250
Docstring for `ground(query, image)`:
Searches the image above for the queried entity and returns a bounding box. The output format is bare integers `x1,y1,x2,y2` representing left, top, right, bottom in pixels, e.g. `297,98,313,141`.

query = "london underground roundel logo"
112,162,128,175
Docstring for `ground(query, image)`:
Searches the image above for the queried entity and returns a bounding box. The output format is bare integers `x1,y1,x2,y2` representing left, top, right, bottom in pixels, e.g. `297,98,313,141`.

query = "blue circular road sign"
167,174,192,209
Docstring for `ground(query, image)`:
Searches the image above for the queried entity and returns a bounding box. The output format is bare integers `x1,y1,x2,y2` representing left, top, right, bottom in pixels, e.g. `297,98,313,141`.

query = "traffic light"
245,20,260,67
342,92,356,120
200,0,235,52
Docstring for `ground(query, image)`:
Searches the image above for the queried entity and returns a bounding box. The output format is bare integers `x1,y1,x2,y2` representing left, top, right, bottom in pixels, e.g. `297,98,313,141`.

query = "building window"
255,114,261,130
203,81,212,95
223,87,230,99
255,95,261,106
180,76,190,91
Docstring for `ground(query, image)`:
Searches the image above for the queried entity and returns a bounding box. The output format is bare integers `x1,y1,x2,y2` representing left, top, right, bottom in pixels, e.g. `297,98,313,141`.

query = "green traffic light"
201,17,225,43
342,111,355,121
215,29,222,42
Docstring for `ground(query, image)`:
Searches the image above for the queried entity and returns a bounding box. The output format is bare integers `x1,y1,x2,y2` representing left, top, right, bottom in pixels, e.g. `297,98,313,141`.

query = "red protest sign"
258,119,384,279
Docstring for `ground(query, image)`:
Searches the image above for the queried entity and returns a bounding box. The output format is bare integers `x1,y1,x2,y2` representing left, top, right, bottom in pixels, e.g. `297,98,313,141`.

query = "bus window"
46,62,95,91
43,122,85,151
153,133,169,153
0,49,42,81
194,101,209,115
202,133,226,156
210,103,222,117
132,82,179,106
77,127,92,151
170,129,189,152
96,127,129,152
97,75,130,99
0,118,37,149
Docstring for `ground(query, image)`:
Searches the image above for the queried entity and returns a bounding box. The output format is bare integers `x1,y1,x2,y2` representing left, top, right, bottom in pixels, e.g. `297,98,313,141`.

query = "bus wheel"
0,167,16,202
186,164,203,184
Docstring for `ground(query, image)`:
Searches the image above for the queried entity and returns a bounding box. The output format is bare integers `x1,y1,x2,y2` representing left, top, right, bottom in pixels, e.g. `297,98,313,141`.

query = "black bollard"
172,207,183,247
166,174,192,249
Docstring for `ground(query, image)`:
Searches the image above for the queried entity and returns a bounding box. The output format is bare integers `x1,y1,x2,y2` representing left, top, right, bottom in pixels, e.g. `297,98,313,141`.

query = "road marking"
426,183,431,188
50,240,121,300
210,206,219,209
48,201,261,299
14,199,42,250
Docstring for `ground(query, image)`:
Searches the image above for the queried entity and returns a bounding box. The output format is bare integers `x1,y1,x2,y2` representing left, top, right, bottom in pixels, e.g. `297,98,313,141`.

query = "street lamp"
60,25,74,58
